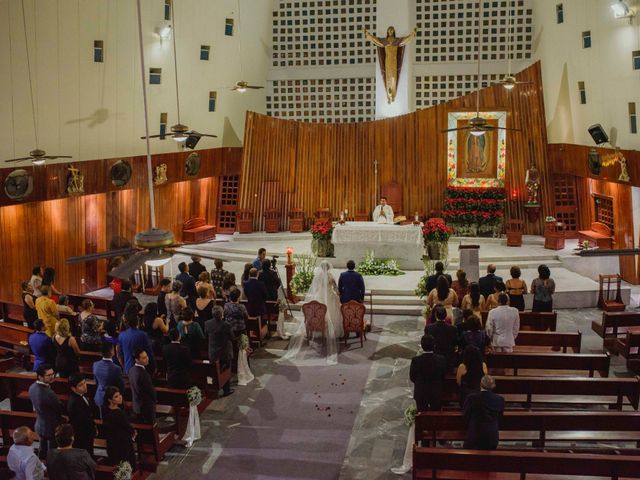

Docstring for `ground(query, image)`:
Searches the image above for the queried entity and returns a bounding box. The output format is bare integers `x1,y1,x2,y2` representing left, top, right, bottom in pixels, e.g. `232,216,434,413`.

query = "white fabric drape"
237,349,255,386
278,261,342,366
182,405,201,448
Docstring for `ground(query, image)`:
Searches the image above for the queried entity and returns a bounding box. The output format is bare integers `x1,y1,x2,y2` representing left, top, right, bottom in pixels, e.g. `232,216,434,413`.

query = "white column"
375,0,413,119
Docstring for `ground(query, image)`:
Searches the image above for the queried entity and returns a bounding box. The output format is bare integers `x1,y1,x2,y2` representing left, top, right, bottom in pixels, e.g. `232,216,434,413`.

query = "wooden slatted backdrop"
240,62,554,234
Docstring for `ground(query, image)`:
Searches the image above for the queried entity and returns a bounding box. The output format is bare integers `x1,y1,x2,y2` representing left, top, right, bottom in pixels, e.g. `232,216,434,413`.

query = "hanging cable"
135,0,157,228
170,0,181,125
20,0,39,148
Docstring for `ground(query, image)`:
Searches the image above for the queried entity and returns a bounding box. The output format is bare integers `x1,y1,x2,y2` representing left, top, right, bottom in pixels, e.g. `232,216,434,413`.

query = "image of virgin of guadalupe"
466,132,487,173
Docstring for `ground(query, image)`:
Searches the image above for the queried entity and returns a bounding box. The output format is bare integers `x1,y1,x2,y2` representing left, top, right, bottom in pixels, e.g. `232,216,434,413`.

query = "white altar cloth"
331,222,424,270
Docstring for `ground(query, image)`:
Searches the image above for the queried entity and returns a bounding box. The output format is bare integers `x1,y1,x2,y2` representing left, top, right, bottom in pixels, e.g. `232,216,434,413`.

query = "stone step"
290,302,423,316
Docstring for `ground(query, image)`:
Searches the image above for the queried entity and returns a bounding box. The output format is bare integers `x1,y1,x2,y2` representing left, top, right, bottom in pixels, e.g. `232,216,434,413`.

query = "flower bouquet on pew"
114,461,132,480
237,334,255,386
182,386,202,448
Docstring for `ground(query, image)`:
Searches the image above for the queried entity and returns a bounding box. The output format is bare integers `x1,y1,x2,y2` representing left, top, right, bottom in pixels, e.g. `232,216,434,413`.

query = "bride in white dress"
279,260,343,366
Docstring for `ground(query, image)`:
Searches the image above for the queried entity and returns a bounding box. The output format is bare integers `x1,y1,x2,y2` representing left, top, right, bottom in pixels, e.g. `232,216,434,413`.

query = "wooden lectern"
459,244,480,283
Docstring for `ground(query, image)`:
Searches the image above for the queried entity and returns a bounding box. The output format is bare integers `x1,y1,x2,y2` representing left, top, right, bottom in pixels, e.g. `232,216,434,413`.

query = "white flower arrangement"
356,251,404,276
113,461,132,480
186,386,202,407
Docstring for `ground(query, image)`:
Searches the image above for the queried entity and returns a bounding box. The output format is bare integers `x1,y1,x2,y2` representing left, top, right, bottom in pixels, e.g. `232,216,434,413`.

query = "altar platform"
175,232,634,314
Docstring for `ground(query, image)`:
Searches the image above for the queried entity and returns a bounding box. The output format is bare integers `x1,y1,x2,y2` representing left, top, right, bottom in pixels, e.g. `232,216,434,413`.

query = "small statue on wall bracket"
364,26,416,104
154,163,168,186
525,163,540,205
66,164,84,195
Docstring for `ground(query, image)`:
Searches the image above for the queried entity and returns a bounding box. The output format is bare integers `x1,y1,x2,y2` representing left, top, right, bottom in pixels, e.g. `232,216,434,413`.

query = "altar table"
331,222,424,270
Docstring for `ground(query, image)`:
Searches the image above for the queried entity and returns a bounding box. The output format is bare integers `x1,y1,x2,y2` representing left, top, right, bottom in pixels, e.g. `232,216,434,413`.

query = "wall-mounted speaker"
588,148,601,176
588,124,609,145
184,134,201,150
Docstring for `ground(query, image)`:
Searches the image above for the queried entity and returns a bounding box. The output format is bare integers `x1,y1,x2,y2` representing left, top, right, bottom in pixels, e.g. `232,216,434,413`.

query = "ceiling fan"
442,0,520,136
231,0,265,93
3,0,72,165
232,80,264,92
494,0,532,90
67,0,218,279
141,0,216,144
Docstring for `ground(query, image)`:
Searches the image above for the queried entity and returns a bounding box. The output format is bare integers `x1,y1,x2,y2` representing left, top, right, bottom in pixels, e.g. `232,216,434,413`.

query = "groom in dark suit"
338,260,365,304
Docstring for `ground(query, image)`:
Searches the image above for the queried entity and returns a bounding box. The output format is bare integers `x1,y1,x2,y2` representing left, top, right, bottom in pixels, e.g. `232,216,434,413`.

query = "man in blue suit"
338,260,366,304
93,342,124,410
29,319,55,372
478,264,503,299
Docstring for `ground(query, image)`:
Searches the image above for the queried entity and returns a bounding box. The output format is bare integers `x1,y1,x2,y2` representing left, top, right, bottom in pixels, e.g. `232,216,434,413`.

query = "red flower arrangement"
310,219,333,240
444,187,505,226
422,218,453,242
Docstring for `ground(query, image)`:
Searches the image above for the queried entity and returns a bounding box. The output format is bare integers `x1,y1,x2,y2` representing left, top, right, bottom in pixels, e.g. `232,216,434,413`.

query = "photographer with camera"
253,248,267,270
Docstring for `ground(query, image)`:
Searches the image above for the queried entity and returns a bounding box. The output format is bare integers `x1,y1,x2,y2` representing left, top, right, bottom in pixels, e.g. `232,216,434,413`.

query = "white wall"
533,0,640,149
0,0,271,165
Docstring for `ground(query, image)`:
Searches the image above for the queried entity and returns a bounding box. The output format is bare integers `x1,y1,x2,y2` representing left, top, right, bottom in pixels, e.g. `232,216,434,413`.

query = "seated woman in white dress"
279,260,342,366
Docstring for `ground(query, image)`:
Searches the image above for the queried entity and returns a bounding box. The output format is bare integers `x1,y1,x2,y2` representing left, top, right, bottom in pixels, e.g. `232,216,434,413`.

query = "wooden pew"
515,330,581,353
413,447,640,479
247,315,269,348
415,410,640,448
0,372,192,438
480,310,557,331
485,352,610,377
67,293,114,323
0,409,163,474
0,302,79,332
442,375,640,410
592,311,640,352
0,322,32,370
616,330,640,375
0,455,127,480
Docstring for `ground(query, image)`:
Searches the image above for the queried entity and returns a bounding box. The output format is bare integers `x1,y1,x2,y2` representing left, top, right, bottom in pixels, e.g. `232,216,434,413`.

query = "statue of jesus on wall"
364,26,416,104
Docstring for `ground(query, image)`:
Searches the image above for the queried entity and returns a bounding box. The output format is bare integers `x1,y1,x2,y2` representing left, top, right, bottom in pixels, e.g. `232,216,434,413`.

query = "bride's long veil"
279,260,340,366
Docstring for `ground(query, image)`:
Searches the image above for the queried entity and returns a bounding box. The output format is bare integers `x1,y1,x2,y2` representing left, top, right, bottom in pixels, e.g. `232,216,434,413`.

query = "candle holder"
286,247,293,265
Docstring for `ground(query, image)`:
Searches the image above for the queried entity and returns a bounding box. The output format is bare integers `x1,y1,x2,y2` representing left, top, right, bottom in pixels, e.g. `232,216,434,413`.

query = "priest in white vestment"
372,197,395,224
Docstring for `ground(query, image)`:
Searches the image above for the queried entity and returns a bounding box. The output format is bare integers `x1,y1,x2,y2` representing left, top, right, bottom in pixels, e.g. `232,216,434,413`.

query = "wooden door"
217,175,239,234
552,175,578,238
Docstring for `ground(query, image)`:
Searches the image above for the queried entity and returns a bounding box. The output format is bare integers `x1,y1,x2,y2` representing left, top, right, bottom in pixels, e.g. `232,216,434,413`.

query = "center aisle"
206,334,380,479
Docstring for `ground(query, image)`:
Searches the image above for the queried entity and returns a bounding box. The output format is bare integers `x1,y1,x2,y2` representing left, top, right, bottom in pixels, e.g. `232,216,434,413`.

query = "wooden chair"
237,209,253,234
506,219,523,247
598,273,625,312
341,300,366,348
302,301,327,341
579,221,614,250
354,212,369,222
264,208,281,233
314,208,332,223
288,208,305,232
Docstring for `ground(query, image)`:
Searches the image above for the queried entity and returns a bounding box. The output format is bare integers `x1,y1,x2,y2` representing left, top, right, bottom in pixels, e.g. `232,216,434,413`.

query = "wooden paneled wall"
240,62,553,234
548,143,640,284
0,147,241,303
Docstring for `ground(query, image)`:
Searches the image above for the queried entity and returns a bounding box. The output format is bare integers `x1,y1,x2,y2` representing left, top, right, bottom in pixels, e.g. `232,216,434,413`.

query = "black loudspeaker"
184,134,201,150
588,124,609,145
588,148,602,176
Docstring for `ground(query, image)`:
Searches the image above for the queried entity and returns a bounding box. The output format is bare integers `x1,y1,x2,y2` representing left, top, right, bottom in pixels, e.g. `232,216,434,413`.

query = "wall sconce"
155,24,172,40
611,0,635,20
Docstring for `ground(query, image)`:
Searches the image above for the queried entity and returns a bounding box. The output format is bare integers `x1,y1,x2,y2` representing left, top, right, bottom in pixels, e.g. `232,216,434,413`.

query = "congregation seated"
78,299,104,352
478,264,502,300
7,426,46,479
244,267,268,317
177,307,205,358
47,423,96,480
425,262,452,293
163,329,193,389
